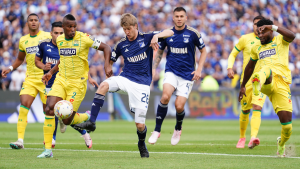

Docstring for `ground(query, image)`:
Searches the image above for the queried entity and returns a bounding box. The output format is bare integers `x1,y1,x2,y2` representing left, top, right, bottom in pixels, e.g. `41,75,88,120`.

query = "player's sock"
137,126,147,145
90,93,105,123
257,67,271,85
17,105,30,141
175,110,185,130
154,102,168,132
71,113,89,125
239,110,249,138
279,122,292,147
250,110,261,138
53,116,58,141
71,125,87,135
44,115,55,149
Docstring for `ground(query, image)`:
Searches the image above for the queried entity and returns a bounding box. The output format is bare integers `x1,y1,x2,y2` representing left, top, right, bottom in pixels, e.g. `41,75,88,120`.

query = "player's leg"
9,94,36,149
277,111,292,157
74,77,121,131
252,67,272,95
135,109,149,158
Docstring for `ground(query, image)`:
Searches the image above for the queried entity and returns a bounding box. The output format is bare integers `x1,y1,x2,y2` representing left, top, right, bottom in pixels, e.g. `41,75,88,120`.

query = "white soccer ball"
54,100,73,119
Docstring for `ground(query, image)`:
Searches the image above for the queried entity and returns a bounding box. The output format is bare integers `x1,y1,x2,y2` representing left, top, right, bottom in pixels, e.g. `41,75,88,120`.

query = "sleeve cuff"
19,49,25,52
250,57,258,61
283,37,292,43
234,46,241,52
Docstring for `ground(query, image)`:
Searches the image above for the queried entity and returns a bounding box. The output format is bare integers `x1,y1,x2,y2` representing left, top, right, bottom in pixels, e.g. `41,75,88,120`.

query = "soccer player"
74,13,174,158
35,21,92,149
37,14,111,158
239,18,295,157
148,7,207,145
2,13,51,149
227,16,266,149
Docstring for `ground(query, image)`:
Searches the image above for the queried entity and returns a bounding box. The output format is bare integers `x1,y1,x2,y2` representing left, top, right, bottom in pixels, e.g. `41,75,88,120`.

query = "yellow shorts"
261,75,292,113
47,77,87,112
20,78,47,104
240,82,267,111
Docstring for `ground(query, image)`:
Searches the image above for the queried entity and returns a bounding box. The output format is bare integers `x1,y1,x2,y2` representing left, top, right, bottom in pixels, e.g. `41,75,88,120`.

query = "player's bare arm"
1,51,26,78
97,42,112,78
150,30,174,50
259,25,295,42
42,60,60,85
238,59,257,102
88,71,99,88
192,47,207,81
152,49,164,78
35,56,52,71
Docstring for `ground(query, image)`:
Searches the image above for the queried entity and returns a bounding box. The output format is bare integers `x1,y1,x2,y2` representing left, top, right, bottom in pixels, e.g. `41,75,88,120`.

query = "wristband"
271,25,278,32
9,66,13,71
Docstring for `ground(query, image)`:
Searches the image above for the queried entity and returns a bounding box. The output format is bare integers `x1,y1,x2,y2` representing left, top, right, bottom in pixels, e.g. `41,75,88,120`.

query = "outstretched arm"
150,30,174,50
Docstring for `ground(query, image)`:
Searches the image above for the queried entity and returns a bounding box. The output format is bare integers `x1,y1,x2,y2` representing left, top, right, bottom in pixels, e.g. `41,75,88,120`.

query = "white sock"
18,138,23,143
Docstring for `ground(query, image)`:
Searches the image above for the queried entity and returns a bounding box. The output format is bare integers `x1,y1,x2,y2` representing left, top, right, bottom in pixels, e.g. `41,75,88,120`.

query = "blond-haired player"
2,13,51,149
227,15,266,149
239,18,295,157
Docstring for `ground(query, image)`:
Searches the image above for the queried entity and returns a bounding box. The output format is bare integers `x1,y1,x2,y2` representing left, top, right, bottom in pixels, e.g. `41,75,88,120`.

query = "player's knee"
175,104,184,113
161,94,171,104
252,105,262,111
136,123,145,131
98,82,109,93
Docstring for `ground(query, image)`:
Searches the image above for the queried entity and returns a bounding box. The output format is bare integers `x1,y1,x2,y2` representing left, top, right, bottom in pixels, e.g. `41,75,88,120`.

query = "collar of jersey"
65,37,73,41
173,25,187,34
30,31,41,38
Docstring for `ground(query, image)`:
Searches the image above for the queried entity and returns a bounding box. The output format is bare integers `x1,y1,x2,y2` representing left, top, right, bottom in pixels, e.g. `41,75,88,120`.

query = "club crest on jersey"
26,46,39,54
259,48,276,59
139,42,145,48
60,48,77,56
74,40,79,46
184,38,189,43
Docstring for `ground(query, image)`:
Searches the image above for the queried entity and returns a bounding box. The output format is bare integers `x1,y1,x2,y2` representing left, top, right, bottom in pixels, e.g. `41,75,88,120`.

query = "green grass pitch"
0,119,299,168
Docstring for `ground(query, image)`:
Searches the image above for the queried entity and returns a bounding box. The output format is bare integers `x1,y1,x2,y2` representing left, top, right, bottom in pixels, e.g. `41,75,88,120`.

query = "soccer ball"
54,100,73,119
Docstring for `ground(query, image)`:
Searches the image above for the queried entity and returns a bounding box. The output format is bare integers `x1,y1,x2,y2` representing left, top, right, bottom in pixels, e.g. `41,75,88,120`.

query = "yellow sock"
44,115,55,149
257,67,271,85
239,110,250,138
17,105,30,140
279,123,292,147
71,113,89,125
250,110,261,138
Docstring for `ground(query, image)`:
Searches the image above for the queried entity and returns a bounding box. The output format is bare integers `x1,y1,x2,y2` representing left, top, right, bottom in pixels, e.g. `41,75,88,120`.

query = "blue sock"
175,110,185,130
71,125,87,135
154,102,168,132
137,126,147,145
53,116,58,140
90,93,105,123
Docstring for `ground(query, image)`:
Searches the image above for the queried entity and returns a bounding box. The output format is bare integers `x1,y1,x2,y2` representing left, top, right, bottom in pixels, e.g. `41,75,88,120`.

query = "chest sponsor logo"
139,42,145,48
138,39,144,42
47,44,53,48
26,46,39,54
170,47,188,54
184,38,189,43
122,44,130,48
127,52,147,63
183,34,190,37
259,48,276,59
60,48,77,56
46,57,59,64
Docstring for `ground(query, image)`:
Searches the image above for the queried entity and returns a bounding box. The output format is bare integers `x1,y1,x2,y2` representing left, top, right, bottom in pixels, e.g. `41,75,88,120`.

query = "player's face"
63,20,77,39
253,19,260,36
27,15,39,31
173,11,187,28
257,26,273,45
123,24,138,41
51,27,64,44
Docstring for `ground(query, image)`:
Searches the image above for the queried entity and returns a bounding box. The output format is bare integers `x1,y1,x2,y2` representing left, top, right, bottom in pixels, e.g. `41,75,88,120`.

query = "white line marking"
0,147,299,159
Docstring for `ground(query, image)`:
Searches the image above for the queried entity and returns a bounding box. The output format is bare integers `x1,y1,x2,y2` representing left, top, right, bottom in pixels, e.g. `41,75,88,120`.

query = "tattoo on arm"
153,49,164,69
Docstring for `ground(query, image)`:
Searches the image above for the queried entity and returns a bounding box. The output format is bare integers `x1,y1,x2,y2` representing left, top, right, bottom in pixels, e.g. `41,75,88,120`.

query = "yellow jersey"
18,30,51,79
227,32,261,84
250,34,291,84
56,31,101,82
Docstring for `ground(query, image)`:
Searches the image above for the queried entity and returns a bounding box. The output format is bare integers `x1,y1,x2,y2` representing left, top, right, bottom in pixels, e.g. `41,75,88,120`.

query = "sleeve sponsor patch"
87,34,95,41
91,39,101,49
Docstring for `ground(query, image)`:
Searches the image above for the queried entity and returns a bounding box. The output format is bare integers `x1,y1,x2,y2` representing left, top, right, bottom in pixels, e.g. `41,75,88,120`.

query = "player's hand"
150,35,159,50
1,68,11,78
43,62,52,71
227,68,235,79
88,77,99,88
238,86,246,102
104,64,113,78
42,73,52,85
258,25,272,33
191,69,201,81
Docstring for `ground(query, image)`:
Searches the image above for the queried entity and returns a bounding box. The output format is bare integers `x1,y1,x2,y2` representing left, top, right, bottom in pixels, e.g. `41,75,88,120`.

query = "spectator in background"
1,51,11,90
212,64,224,85
9,66,25,91
292,68,300,88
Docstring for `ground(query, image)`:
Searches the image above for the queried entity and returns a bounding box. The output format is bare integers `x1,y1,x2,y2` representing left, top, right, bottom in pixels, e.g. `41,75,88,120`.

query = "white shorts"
103,76,150,124
163,72,194,98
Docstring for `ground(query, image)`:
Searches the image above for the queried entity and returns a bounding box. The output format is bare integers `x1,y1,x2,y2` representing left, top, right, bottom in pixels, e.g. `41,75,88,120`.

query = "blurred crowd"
0,0,299,91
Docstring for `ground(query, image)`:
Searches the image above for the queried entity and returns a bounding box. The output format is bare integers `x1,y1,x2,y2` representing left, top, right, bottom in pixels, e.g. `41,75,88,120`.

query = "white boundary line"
0,147,299,159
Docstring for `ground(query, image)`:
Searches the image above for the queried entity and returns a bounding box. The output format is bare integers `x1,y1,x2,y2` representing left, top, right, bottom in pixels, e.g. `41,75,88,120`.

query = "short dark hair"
51,21,62,31
253,15,264,22
257,18,273,27
173,7,186,13
27,13,39,21
62,14,76,24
